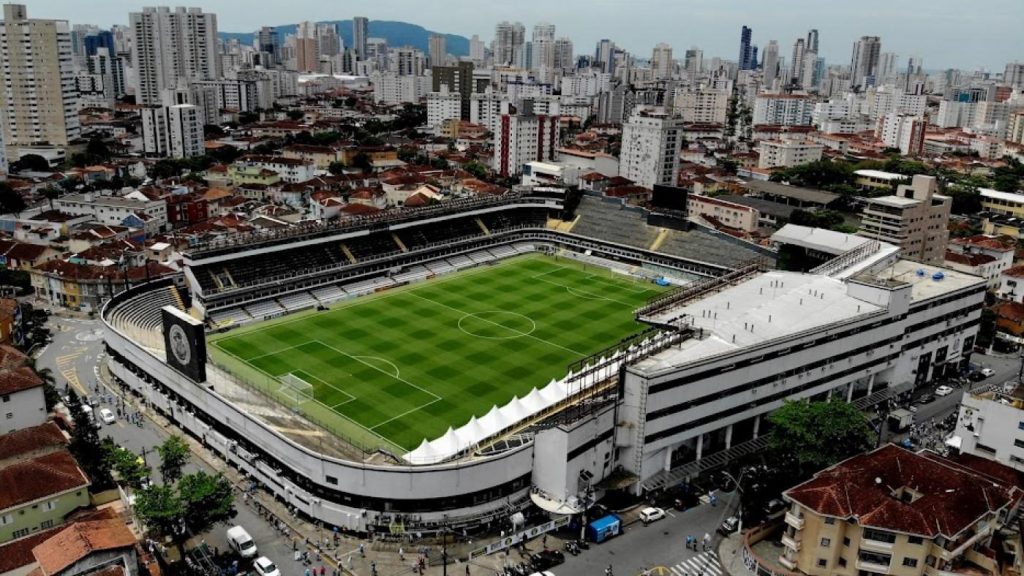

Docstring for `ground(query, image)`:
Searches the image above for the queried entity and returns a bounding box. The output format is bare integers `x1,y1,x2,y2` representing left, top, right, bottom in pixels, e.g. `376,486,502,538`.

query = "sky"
23,0,1023,71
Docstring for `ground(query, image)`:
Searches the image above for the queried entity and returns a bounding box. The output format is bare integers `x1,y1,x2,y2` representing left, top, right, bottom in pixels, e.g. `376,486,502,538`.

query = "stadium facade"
102,191,983,533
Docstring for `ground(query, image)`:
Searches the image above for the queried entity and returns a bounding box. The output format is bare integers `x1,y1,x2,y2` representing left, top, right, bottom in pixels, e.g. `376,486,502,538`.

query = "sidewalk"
716,534,753,576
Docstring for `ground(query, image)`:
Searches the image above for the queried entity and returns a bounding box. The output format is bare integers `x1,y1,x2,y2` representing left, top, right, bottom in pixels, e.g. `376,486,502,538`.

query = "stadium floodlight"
279,373,315,407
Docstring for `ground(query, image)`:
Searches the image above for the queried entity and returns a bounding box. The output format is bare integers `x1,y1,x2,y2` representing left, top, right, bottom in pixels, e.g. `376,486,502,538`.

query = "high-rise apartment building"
850,35,882,89
469,35,485,63
761,40,779,85
805,29,819,53
432,61,475,121
492,111,560,177
877,112,927,156
651,43,673,80
87,47,127,100
1005,62,1024,87
531,23,555,71
256,26,280,67
790,39,806,85
0,4,80,154
683,47,703,77
738,25,754,70
352,17,368,60
595,39,615,74
859,175,950,265
619,107,683,189
141,103,204,158
493,21,525,67
294,21,318,72
429,34,447,68
753,94,814,125
130,6,220,106
553,38,574,71
316,23,340,58
674,88,729,124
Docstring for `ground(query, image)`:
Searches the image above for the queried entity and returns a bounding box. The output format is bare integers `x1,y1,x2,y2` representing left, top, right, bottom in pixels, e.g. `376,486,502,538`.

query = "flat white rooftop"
980,188,1024,204
772,224,870,256
635,270,882,374
866,195,920,207
860,259,983,302
855,169,910,181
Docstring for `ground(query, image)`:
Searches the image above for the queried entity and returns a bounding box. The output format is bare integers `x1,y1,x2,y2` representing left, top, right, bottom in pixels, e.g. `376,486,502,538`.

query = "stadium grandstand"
102,189,980,536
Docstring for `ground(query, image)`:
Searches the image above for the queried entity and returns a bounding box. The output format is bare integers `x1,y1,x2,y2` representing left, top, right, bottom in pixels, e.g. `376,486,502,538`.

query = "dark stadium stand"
108,283,187,346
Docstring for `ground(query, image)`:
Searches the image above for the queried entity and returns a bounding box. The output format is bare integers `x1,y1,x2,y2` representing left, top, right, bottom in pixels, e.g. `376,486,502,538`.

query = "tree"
203,124,227,139
66,390,114,489
351,152,373,174
0,183,26,216
327,161,346,176
134,484,184,544
178,471,236,535
105,440,150,490
38,368,60,411
768,400,873,478
465,161,489,180
41,187,61,210
157,435,190,485
286,110,305,121
12,153,50,172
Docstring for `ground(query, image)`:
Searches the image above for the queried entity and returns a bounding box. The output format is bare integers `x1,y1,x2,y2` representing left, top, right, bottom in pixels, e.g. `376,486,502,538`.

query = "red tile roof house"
778,444,1023,576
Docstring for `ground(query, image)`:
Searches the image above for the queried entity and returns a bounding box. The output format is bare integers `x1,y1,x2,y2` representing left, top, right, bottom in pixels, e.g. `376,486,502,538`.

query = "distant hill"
220,20,469,57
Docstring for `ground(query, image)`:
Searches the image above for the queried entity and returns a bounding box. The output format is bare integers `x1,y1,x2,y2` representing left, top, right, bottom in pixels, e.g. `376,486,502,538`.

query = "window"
40,519,54,529
858,550,892,566
843,537,850,546
903,557,918,567
863,528,896,543
1,394,8,402
325,476,338,485
820,538,831,547
824,517,835,525
1015,438,1024,449
817,559,827,568
5,413,11,419
12,528,29,538
43,501,56,512
838,558,847,568
0,514,11,525
907,536,924,545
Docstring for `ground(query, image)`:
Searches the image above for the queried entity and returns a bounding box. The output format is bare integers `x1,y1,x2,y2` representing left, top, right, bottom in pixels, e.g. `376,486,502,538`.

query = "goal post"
278,372,315,407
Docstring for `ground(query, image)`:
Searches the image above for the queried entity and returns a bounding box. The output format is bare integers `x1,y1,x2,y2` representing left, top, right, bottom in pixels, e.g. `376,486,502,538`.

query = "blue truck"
586,514,622,543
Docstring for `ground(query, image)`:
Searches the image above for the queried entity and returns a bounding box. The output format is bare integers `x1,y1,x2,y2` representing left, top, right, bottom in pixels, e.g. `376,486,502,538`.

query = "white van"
226,526,257,558
81,405,101,429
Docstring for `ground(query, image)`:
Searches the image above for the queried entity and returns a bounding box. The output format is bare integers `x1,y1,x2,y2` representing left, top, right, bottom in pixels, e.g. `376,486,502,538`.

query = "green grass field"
209,254,665,452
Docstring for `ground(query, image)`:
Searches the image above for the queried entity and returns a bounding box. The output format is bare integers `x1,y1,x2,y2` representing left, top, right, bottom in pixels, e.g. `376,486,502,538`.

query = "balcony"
856,559,892,574
859,538,895,553
781,532,802,551
784,511,804,530
778,554,797,570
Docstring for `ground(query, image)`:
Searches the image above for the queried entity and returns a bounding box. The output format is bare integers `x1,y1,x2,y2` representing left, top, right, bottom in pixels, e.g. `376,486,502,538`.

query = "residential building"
858,175,951,266
130,6,220,105
686,195,759,232
31,261,175,311
780,444,1021,576
945,234,1015,289
683,47,702,77
492,113,560,177
140,104,204,159
55,192,167,230
428,34,446,68
371,72,424,105
877,113,926,156
618,107,683,188
553,38,574,71
493,21,525,67
998,264,1024,303
470,91,512,134
651,43,673,80
426,89,462,134
432,62,474,121
0,446,90,543
31,519,138,576
753,94,814,126
757,137,824,169
232,155,316,183
674,88,729,124
850,35,882,89
352,17,368,61
86,48,126,102
0,5,80,156
0,367,44,434
980,188,1024,218
854,169,909,191
294,21,318,72
316,23,340,58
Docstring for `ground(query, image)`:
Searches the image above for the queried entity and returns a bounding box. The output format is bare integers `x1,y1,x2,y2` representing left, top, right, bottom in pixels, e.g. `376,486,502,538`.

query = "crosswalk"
665,551,723,576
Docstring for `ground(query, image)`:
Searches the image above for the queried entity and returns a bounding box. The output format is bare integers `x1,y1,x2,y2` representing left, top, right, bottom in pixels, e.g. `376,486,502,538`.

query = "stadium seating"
571,196,660,249
108,285,188,346
244,300,286,320
278,291,318,312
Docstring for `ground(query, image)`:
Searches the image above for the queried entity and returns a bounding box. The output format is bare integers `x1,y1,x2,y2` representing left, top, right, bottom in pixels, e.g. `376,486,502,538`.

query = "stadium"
102,188,984,535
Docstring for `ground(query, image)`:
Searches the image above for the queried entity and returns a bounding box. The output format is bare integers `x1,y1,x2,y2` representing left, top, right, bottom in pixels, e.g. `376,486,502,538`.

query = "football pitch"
209,254,667,453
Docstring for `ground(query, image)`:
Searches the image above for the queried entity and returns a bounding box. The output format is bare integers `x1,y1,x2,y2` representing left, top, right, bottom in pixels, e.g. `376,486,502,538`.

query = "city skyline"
23,0,1022,71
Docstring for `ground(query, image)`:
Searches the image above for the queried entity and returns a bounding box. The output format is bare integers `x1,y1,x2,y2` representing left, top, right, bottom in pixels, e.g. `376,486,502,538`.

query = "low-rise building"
756,138,824,169
686,194,760,232
0,447,90,543
980,188,1024,219
780,444,1023,576
55,193,167,232
944,234,1015,289
858,175,951,266
0,367,44,435
31,518,138,576
232,155,316,184
854,169,909,191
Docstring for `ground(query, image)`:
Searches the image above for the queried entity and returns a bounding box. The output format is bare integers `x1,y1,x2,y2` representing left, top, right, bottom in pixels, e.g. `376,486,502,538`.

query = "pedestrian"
465,564,470,575
399,546,404,561
370,561,377,576
347,556,353,570
359,543,365,557
304,568,311,576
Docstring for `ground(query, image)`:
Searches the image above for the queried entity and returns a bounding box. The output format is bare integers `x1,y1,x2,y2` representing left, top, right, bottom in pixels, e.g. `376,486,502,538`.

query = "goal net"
278,373,314,407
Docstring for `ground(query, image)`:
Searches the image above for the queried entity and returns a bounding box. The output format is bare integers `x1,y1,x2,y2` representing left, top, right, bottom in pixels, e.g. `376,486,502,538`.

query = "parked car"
99,408,116,425
639,507,666,524
530,550,565,571
935,385,954,397
252,557,280,576
765,499,786,515
916,394,935,404
226,526,257,558
718,516,740,535
981,367,995,377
